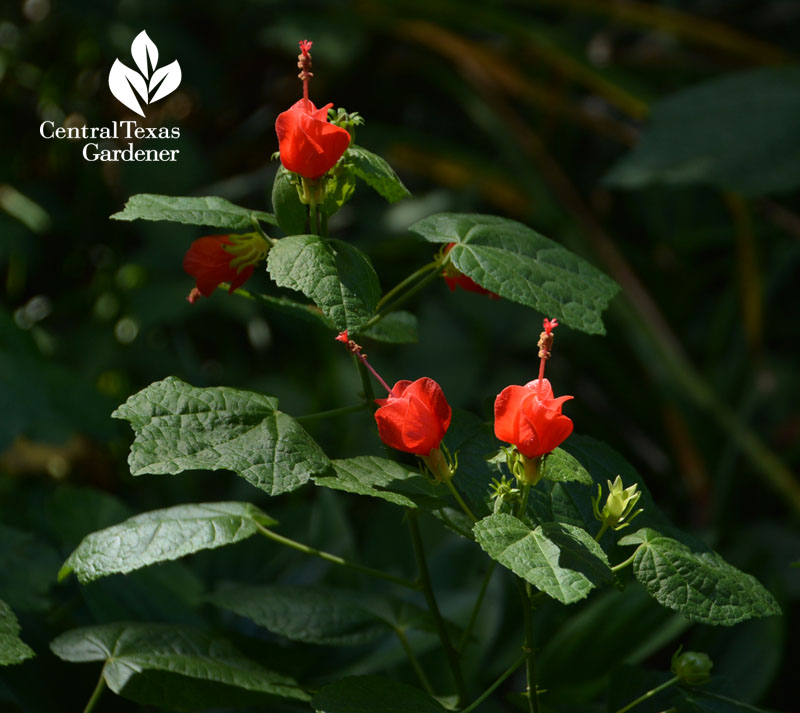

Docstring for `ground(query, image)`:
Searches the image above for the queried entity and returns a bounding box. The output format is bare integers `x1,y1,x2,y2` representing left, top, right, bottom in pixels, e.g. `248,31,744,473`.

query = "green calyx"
420,444,457,483
328,106,364,142
504,447,544,487
592,475,643,531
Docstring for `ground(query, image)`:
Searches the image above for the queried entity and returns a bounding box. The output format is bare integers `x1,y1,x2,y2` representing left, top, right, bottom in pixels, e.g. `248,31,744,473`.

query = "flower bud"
591,475,643,531
671,648,712,686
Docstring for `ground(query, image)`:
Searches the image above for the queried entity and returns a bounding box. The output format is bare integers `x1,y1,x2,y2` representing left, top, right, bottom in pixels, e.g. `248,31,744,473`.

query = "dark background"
1,0,798,711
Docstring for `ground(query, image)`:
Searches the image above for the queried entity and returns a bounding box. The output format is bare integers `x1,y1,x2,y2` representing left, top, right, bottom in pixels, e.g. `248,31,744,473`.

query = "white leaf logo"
109,30,181,116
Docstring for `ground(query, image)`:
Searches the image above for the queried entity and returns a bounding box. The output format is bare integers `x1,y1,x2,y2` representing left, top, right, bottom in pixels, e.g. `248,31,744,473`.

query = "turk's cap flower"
591,475,643,531
183,232,269,299
671,647,713,686
374,377,452,457
494,378,574,460
275,98,351,180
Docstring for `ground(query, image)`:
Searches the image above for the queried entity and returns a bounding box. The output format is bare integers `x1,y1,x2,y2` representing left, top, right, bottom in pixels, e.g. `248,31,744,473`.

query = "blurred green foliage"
1,0,798,711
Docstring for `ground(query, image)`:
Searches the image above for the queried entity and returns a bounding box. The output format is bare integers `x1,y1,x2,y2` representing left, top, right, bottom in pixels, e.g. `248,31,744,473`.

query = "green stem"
363,265,443,329
82,669,107,713
460,651,526,713
458,561,496,652
256,525,418,590
250,215,277,246
407,512,467,705
376,260,439,311
445,478,477,523
611,676,679,713
594,521,610,542
518,483,531,518
394,627,435,697
436,508,474,539
518,580,539,713
295,402,369,424
611,548,639,573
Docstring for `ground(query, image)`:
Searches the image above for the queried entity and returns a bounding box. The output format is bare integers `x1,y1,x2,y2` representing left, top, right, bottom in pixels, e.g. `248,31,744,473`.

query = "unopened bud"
671,648,712,685
592,475,643,531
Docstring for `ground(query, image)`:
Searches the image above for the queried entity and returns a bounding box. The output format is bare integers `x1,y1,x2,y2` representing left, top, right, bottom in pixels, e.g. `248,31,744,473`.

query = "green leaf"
110,194,278,230
409,213,618,334
542,447,593,485
321,169,357,217
314,456,446,510
347,145,411,203
0,600,34,666
50,623,308,707
474,514,612,604
312,676,445,713
359,310,418,343
209,585,391,646
112,377,330,496
267,235,380,332
618,528,782,626
604,67,800,196
271,166,307,235
59,502,276,584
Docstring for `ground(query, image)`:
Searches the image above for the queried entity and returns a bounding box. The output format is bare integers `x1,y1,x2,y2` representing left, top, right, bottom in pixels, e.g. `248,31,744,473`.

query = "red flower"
442,243,499,299
183,236,254,298
494,378,573,458
275,98,351,180
374,378,452,456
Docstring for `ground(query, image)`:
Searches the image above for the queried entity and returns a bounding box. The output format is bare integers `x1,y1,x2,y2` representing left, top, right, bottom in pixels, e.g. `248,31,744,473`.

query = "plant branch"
394,627,435,697
611,676,679,713
445,478,477,523
517,580,539,713
407,511,467,705
364,264,442,330
460,651,526,713
376,260,439,311
458,561,496,652
295,402,369,424
256,524,418,590
354,354,377,403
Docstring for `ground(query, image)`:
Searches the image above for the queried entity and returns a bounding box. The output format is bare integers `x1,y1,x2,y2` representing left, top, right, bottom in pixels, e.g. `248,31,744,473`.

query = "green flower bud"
671,648,713,686
592,475,643,531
